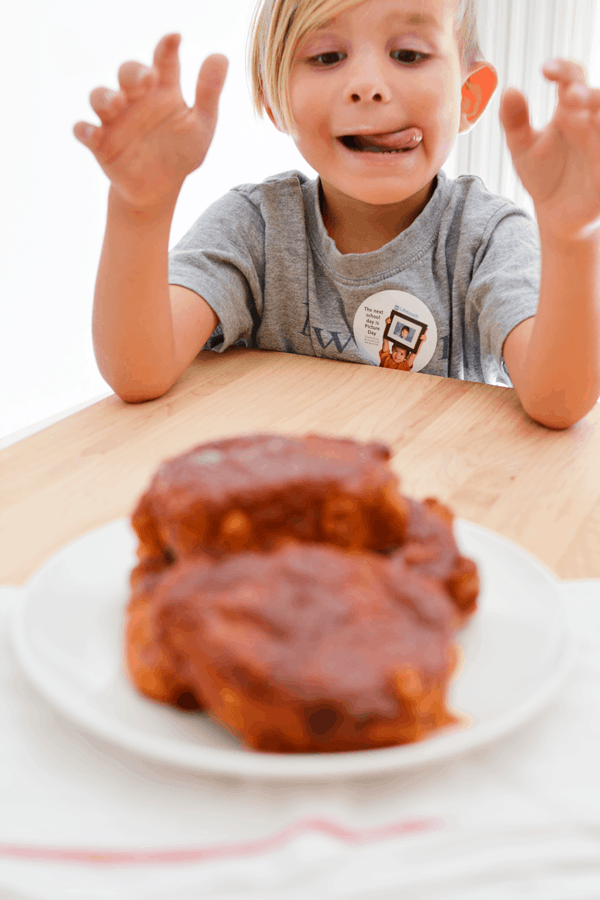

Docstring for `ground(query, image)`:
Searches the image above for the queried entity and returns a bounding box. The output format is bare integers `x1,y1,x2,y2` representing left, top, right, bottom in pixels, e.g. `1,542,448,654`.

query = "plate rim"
10,518,576,780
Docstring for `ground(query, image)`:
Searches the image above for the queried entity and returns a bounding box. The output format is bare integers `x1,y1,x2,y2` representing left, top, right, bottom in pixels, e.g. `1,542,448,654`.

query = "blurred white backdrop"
1,0,317,442
2,0,599,443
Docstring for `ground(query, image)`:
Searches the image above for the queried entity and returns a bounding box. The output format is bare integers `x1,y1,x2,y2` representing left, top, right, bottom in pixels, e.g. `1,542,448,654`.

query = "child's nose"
343,51,392,104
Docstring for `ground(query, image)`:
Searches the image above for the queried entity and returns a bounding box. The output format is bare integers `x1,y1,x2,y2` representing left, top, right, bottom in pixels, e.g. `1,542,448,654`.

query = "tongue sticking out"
353,126,423,150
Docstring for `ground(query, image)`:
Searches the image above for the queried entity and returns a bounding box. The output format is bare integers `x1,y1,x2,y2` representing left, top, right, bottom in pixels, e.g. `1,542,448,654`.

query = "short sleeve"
464,206,540,385
168,189,266,352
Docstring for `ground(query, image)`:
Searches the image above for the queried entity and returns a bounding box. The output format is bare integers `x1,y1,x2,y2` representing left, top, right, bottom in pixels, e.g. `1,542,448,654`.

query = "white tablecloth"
1,581,599,900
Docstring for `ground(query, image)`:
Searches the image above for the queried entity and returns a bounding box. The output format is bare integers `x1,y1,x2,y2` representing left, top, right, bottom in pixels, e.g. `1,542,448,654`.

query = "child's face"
391,345,408,362
289,0,468,208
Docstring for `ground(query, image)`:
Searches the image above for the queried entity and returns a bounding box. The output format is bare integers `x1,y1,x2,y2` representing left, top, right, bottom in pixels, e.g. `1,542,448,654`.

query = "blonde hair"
455,0,482,70
247,0,484,134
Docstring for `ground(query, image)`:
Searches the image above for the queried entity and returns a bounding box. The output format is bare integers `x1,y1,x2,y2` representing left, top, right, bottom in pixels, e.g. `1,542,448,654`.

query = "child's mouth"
339,127,423,153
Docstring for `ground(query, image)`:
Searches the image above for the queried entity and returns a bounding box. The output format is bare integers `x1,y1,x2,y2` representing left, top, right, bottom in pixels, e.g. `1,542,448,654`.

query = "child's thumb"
195,55,229,124
499,87,535,154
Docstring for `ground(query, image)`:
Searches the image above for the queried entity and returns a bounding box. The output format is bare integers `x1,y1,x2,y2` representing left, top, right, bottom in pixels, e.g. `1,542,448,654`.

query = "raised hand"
73,34,228,209
499,59,600,241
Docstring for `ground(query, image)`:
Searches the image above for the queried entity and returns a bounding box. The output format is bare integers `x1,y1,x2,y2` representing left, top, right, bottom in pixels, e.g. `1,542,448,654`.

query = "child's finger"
88,86,127,125
551,82,600,149
542,58,587,84
561,84,600,112
553,105,592,148
543,58,590,109
194,54,229,123
73,121,100,150
153,33,182,89
118,60,158,99
499,87,536,155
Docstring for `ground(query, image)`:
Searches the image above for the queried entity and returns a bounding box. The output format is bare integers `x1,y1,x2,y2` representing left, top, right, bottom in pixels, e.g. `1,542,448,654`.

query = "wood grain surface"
2,348,599,585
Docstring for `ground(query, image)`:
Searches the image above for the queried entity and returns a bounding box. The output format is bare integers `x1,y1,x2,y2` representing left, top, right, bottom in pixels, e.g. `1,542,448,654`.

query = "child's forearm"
512,230,600,428
93,187,180,402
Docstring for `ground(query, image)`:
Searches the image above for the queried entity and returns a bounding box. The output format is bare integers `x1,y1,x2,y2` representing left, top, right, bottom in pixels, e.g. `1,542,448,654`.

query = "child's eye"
391,50,430,65
309,51,346,66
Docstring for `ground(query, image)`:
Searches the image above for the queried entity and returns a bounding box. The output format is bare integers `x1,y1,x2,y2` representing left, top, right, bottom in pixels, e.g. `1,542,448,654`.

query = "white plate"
11,519,574,780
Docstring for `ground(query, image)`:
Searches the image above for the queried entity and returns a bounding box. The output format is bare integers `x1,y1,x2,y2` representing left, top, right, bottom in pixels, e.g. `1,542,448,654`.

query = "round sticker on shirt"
353,290,437,373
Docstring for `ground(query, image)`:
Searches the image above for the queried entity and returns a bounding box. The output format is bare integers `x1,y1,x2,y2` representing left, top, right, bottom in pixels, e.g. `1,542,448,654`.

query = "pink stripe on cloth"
0,816,443,866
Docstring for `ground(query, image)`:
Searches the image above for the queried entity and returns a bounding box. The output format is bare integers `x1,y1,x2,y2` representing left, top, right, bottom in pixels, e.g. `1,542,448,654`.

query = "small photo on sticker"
384,311,427,353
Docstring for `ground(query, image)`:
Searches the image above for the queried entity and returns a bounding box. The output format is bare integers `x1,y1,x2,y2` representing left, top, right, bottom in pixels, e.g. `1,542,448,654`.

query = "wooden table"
2,348,599,585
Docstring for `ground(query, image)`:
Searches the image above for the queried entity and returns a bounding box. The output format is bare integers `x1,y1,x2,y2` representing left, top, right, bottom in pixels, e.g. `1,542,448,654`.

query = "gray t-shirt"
168,167,540,386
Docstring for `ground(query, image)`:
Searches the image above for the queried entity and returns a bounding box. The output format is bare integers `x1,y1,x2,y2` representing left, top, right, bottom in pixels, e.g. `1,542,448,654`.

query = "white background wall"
1,0,317,443
2,0,600,443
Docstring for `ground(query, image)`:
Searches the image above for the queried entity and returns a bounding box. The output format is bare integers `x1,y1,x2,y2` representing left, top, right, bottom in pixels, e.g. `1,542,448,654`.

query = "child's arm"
381,318,392,353
74,34,228,402
414,332,426,356
500,59,600,429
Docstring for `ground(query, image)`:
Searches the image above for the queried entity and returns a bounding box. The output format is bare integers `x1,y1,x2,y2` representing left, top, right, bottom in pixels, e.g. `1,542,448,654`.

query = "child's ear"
265,103,279,129
459,63,498,133
264,99,287,134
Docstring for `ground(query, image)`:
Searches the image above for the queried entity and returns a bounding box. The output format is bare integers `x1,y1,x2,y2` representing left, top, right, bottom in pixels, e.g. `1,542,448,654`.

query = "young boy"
74,0,600,429
381,342,413,371
380,317,426,370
